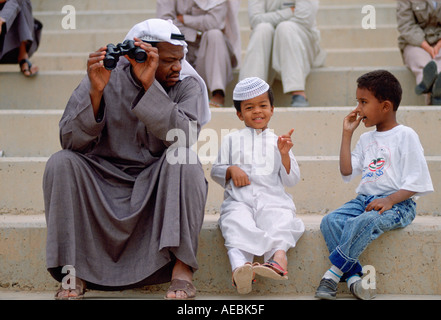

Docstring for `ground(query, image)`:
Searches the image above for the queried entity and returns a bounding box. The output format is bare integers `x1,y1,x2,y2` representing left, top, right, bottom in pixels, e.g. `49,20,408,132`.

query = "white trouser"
227,247,283,271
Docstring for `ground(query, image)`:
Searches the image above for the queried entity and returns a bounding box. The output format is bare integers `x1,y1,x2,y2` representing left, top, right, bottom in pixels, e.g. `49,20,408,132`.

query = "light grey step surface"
1,107,441,157
0,66,425,109
1,214,440,295
1,156,440,215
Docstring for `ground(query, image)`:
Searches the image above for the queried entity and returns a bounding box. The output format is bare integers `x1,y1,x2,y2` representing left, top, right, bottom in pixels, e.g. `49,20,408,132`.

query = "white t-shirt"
343,125,434,198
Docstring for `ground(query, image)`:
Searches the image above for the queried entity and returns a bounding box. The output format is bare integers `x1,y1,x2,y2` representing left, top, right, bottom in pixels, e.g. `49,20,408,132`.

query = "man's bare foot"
165,259,195,299
54,277,86,300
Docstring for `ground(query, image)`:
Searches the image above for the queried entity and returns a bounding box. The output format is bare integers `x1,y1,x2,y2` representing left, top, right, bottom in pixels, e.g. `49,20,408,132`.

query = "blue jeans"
320,194,416,279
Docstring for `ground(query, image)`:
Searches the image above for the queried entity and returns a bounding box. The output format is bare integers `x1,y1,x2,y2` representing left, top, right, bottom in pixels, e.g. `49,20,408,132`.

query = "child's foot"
253,259,288,280
314,278,338,300
232,264,254,294
349,279,376,300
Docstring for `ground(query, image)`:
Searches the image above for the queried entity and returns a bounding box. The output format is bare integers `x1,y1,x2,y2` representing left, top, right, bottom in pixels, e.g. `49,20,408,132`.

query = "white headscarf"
124,19,211,126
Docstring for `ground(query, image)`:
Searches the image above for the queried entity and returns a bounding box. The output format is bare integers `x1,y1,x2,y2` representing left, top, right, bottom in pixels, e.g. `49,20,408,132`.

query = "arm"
396,1,427,49
248,0,293,29
278,128,294,174
211,135,250,188
340,108,362,176
181,2,228,32
365,190,416,215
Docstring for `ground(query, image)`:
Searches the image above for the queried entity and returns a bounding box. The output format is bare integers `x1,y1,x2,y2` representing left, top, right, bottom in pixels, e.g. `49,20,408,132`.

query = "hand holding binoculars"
103,40,148,70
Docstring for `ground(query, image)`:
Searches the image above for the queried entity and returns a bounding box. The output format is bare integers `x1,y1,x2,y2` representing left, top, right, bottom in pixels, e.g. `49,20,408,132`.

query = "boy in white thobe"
211,77,304,294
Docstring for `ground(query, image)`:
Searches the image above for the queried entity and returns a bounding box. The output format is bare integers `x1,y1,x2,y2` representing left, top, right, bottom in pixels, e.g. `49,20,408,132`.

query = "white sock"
323,265,343,283
346,274,361,288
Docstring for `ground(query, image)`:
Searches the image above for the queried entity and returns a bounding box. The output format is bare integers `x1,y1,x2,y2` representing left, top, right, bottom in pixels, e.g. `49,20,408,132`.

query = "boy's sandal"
253,259,289,280
164,279,196,300
19,59,38,78
54,280,86,300
232,263,256,295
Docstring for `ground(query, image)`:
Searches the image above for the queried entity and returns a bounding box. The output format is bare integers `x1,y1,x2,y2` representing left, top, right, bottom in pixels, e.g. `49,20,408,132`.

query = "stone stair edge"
1,212,440,228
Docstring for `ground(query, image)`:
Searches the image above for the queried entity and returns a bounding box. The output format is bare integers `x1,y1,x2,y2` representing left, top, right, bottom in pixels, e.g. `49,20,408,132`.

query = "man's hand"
87,47,111,117
125,37,159,91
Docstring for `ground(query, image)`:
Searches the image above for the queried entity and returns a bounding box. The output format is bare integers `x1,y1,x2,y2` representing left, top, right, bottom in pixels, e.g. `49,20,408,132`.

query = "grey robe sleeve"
0,0,20,31
131,77,203,148
59,77,106,153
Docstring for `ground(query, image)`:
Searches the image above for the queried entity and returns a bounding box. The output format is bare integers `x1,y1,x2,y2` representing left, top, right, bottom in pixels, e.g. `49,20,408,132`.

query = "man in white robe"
157,0,241,107
239,0,326,107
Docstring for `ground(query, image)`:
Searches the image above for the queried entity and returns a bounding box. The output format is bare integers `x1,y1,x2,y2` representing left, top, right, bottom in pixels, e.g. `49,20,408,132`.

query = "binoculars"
103,40,147,70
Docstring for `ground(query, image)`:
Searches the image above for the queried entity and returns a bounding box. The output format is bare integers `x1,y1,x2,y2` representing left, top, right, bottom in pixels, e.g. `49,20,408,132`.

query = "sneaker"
431,73,441,105
315,278,338,300
349,279,376,300
291,94,309,107
415,60,438,95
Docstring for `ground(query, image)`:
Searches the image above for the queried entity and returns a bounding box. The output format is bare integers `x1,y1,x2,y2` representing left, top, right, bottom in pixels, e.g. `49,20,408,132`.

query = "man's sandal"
164,279,197,300
19,59,38,78
253,259,288,280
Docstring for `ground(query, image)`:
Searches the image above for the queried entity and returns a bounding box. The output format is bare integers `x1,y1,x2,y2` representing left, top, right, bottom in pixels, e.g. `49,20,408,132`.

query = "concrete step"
1,107,440,158
0,46,405,73
1,213,440,295
1,156,440,215
30,0,396,12
0,66,425,109
31,2,396,31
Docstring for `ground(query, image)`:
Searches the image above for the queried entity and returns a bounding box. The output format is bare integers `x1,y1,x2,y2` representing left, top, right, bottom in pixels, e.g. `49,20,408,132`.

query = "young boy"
210,77,305,294
315,70,434,300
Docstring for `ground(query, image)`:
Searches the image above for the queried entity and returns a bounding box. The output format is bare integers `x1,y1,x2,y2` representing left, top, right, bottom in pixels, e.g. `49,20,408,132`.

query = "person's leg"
18,40,38,77
239,22,274,82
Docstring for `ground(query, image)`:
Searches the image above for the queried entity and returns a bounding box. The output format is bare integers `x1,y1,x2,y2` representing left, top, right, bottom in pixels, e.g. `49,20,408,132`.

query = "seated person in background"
0,0,42,77
157,0,241,108
239,0,326,107
397,0,441,105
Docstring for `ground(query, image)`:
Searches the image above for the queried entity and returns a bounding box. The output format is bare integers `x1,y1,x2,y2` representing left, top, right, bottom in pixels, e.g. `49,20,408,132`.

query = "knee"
204,29,224,42
275,21,300,40
45,149,78,173
254,22,275,37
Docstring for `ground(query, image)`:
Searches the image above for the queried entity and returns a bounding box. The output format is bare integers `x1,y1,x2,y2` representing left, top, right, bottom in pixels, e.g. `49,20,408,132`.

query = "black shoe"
415,61,438,95
431,73,441,105
315,278,338,300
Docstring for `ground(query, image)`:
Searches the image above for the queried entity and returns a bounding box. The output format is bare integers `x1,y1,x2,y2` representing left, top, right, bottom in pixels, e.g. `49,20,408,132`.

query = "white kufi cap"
233,77,270,101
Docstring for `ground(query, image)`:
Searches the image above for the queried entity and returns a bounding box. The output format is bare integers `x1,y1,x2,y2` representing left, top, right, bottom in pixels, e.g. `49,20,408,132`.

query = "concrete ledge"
0,214,440,295
2,107,440,157
1,157,440,215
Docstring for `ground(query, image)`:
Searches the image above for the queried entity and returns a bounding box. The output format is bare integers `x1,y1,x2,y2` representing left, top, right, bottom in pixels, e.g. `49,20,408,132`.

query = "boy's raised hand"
343,108,362,134
278,129,295,155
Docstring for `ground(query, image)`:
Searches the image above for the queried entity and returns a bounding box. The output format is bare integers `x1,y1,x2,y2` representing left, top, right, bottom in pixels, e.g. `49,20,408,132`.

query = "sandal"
253,259,289,280
54,279,86,300
232,263,257,294
164,279,196,300
19,59,39,78
209,100,224,108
